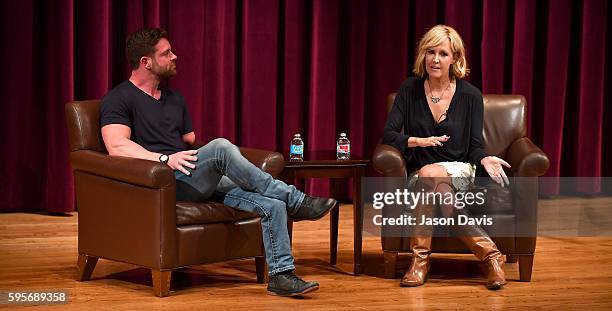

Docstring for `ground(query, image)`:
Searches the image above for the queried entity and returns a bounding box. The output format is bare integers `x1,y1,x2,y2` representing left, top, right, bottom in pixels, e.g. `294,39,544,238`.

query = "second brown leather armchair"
373,94,549,282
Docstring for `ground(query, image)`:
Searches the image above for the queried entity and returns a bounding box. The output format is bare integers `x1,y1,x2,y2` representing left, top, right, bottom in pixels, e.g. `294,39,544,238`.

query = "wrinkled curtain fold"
0,0,609,212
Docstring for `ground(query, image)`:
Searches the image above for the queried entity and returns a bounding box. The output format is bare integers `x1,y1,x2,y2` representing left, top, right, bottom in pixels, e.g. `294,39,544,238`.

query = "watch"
159,154,169,164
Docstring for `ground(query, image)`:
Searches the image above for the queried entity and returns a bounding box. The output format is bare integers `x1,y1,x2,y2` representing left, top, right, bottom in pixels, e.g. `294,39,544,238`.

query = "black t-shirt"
382,77,488,172
100,80,193,154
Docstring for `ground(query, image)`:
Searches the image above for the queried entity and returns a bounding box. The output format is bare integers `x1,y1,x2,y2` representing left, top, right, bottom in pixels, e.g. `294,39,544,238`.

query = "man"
100,28,336,297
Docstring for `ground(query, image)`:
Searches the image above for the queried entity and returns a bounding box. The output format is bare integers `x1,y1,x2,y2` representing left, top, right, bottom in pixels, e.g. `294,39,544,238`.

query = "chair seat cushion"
466,182,514,215
176,201,259,226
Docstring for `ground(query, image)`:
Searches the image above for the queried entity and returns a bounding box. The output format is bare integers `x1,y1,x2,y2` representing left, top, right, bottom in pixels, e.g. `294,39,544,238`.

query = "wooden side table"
280,151,369,275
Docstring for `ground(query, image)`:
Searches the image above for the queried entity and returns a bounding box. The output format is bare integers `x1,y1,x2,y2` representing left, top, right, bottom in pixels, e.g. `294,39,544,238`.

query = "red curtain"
0,0,609,212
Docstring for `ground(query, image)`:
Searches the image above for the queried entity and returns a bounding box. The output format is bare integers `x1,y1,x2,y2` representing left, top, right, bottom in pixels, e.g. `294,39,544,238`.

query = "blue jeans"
174,138,305,275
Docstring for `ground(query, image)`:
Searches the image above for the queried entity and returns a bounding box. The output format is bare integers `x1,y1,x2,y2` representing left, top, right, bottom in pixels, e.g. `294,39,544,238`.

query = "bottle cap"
340,133,346,137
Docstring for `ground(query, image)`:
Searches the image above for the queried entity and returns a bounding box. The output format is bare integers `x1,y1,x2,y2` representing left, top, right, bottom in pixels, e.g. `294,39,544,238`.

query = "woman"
382,25,510,290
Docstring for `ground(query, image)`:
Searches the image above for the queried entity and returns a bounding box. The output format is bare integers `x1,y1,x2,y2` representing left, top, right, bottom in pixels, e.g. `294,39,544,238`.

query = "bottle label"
290,145,303,154
337,144,350,153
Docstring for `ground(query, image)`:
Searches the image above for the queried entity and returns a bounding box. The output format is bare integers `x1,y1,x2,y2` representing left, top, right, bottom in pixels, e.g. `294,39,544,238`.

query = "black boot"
289,196,337,221
267,271,319,296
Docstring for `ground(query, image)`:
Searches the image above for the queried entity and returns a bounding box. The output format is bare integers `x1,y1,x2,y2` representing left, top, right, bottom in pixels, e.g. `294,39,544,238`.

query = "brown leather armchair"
66,100,284,297
373,94,549,282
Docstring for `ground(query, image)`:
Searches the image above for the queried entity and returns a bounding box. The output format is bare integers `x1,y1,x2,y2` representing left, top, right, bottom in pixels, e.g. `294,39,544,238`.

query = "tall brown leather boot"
400,180,435,287
400,235,432,287
453,213,506,290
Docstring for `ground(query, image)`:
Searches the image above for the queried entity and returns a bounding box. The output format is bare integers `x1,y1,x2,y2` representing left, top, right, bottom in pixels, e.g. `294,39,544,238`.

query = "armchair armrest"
506,137,550,177
372,143,408,178
72,150,178,269
504,138,546,245
75,168,178,269
70,150,175,189
239,147,285,178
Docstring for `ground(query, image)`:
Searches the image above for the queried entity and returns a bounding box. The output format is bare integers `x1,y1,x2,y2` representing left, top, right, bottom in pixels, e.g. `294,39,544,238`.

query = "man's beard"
152,63,177,80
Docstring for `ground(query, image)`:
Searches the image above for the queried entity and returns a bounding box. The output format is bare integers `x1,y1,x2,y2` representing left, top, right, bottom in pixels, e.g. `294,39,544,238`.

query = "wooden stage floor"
1,199,612,310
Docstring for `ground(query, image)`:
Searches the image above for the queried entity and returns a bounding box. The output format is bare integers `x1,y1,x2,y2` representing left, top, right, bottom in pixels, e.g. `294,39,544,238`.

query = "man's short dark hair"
126,28,169,69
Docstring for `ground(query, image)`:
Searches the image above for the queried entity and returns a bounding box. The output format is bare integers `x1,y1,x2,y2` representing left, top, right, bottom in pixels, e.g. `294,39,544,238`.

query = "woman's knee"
417,164,450,190
418,164,448,178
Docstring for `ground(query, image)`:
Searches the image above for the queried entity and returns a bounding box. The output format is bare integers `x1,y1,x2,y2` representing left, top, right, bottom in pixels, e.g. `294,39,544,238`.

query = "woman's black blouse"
382,77,488,172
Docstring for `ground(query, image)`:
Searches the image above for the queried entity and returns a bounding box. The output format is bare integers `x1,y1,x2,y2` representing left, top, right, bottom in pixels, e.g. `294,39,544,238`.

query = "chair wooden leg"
518,255,534,282
383,251,398,279
330,203,339,265
152,270,172,297
255,256,268,283
77,253,98,281
287,220,294,245
506,254,518,263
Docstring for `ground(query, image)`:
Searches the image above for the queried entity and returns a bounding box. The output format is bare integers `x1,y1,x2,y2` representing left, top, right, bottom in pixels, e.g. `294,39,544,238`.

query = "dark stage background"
0,0,609,212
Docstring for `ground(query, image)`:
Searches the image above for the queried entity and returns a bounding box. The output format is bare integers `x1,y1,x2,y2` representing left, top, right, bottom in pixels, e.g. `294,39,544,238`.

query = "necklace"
427,79,451,104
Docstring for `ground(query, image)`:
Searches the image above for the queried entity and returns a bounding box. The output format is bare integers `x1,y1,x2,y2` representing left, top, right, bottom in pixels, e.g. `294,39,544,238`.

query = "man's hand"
168,150,198,175
481,156,511,187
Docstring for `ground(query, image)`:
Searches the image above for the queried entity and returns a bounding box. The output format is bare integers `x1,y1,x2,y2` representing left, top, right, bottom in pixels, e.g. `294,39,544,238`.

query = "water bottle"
289,133,304,161
337,132,350,160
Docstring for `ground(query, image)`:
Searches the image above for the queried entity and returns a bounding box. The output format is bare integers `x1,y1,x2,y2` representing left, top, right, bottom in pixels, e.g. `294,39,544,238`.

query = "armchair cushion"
464,182,514,215
176,201,258,226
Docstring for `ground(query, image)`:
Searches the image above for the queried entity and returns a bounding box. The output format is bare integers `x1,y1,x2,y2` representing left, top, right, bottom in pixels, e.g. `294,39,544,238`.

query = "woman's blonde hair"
412,25,469,79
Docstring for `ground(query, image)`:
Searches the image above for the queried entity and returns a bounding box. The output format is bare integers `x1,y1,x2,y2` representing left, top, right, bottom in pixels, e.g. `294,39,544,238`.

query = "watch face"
160,155,169,163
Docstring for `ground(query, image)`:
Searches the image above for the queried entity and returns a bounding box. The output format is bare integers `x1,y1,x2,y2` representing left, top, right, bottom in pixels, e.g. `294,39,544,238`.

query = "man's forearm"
107,137,161,162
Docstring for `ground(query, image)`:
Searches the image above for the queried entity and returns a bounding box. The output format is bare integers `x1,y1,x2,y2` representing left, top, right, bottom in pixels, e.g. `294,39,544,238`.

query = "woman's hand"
409,135,449,147
481,156,511,187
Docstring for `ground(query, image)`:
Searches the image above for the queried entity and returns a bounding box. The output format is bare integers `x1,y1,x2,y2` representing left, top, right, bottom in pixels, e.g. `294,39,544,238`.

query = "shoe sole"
399,281,425,287
486,282,506,290
399,272,428,287
267,285,319,297
291,202,337,222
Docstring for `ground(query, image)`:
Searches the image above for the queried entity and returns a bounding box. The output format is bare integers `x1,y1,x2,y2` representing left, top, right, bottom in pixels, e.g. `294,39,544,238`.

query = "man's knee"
209,137,238,152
